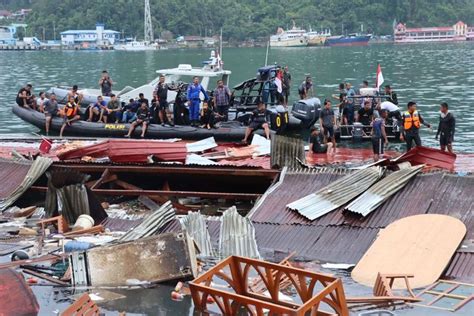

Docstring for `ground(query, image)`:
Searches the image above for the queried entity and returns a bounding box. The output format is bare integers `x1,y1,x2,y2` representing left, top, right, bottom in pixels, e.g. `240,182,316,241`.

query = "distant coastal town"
1,5,473,51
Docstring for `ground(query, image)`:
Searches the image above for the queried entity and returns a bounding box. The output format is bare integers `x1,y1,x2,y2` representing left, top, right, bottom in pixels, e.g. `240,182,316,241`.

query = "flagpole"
264,40,270,66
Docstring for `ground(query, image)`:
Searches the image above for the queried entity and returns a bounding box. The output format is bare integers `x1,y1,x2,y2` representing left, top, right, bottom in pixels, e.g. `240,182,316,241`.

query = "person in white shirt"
36,92,49,113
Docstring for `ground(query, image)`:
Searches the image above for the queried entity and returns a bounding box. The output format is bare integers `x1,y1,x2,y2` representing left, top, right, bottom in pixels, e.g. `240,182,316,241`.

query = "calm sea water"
1,43,473,152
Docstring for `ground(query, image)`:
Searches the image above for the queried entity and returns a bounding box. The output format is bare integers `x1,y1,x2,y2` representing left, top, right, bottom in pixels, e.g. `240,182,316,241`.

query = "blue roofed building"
0,25,17,45
60,23,120,47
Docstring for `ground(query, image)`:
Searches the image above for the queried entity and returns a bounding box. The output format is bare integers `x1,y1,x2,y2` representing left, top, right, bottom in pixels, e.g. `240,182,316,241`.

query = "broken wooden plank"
22,269,70,286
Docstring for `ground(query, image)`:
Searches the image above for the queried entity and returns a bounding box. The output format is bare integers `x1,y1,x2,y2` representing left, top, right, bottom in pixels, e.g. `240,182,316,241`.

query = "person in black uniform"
309,126,332,154
16,84,33,108
200,102,215,129
436,102,455,154
242,101,271,143
384,85,398,105
125,102,150,138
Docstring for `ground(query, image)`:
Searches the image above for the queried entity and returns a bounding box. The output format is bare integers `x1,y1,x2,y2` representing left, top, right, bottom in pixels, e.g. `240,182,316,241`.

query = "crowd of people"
15,68,456,159
309,78,456,161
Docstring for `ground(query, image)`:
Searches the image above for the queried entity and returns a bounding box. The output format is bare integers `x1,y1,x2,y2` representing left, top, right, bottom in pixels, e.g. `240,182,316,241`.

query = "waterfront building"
394,21,471,43
60,23,120,47
0,25,16,45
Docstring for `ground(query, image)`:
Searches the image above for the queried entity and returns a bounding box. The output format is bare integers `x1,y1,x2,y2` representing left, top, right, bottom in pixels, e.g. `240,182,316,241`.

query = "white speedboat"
270,26,307,47
114,40,159,51
47,51,231,105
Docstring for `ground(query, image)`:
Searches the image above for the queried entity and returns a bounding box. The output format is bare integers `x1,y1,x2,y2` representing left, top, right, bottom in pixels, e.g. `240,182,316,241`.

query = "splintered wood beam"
90,168,117,190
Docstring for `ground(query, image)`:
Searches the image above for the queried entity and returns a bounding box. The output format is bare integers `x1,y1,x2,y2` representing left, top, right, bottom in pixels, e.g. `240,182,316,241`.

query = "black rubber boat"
12,104,266,141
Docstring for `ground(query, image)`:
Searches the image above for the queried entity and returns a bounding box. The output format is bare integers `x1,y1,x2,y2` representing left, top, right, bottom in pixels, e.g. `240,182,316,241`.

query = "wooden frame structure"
412,280,473,312
347,273,421,306
190,256,349,316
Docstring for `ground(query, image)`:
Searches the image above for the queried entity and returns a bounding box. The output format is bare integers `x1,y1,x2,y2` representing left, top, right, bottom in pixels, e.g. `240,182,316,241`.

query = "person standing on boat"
282,66,292,106
187,76,209,126
344,82,356,125
384,85,398,105
332,83,347,117
154,75,172,126
371,109,388,162
298,76,313,100
213,79,231,121
319,99,337,149
436,102,455,154
59,95,81,138
16,84,33,108
400,101,431,151
43,93,59,136
357,100,375,134
99,70,114,97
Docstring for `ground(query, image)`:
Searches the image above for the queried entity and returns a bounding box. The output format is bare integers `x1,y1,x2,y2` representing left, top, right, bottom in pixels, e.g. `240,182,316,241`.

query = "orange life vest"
65,102,78,117
403,110,420,130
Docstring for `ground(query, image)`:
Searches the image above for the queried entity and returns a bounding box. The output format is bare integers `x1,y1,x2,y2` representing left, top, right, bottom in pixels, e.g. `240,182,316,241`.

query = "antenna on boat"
219,28,223,61
264,39,270,66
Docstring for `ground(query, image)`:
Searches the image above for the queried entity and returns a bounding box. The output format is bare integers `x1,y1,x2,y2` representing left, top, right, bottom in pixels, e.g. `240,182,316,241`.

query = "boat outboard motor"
352,122,364,142
291,97,321,128
267,105,289,134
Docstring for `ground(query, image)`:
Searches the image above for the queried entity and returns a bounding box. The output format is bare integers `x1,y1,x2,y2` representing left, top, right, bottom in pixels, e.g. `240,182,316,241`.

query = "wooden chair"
347,273,420,304
60,293,99,316
37,215,69,234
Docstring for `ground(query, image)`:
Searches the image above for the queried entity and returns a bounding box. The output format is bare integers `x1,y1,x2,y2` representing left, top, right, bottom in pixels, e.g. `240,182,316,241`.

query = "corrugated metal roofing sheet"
119,201,175,242
444,251,474,283
219,207,260,259
253,223,380,263
270,135,305,169
0,159,31,200
0,157,53,211
287,167,384,220
180,211,215,257
346,165,424,217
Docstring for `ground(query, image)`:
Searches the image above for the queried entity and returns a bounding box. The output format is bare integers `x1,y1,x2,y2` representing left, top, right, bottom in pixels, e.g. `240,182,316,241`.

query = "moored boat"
114,40,159,51
305,30,331,46
270,26,307,47
326,33,371,46
12,103,265,141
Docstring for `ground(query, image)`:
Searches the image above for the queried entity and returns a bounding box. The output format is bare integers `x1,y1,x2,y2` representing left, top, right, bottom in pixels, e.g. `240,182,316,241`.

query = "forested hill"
3,0,474,41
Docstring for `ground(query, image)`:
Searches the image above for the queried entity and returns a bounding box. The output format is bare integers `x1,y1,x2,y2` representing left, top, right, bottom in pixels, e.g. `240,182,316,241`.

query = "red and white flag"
275,70,283,93
376,64,384,89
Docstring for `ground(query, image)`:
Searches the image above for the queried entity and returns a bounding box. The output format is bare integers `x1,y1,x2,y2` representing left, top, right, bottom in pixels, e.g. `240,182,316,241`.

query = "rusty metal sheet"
0,268,39,315
87,232,197,286
0,159,31,200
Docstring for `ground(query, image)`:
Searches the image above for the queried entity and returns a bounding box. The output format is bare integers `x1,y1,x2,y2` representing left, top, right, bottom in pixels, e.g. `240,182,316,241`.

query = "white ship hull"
270,37,307,47
114,41,158,51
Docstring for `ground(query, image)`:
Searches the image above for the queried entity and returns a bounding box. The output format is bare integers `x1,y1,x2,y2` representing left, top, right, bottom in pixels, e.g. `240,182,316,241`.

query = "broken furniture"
61,293,99,316
70,232,197,286
37,215,69,234
249,252,296,294
190,255,349,315
352,214,466,289
411,279,473,312
346,273,421,305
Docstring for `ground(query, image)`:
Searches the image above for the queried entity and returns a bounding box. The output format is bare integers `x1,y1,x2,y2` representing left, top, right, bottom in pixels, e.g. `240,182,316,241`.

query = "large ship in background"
270,26,307,47
325,33,371,46
305,29,331,46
